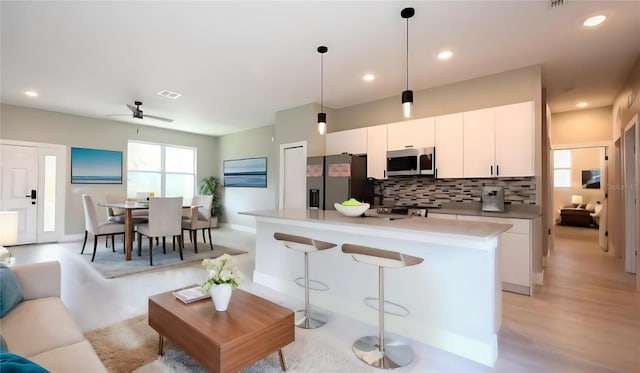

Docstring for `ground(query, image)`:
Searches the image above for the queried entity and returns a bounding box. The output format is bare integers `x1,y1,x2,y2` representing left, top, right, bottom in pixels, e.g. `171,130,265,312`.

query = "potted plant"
201,254,243,311
199,176,222,227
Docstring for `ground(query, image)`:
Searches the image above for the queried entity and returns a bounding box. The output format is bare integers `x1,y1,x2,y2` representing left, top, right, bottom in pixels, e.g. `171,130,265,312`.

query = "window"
553,149,571,188
127,141,196,198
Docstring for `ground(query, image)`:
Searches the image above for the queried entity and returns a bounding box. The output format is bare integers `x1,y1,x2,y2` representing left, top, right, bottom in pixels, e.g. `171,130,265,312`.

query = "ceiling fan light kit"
126,100,174,123
401,7,415,119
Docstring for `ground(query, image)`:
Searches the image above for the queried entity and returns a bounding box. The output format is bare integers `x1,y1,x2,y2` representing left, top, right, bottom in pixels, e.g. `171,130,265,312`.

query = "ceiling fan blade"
144,114,174,123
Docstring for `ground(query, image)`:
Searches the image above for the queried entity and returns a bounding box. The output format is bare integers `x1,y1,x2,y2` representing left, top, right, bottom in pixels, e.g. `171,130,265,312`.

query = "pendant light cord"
406,17,409,90
321,52,324,112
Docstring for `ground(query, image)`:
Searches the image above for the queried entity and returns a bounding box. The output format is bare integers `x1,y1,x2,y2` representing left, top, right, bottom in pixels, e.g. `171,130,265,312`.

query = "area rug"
64,241,246,279
85,314,375,373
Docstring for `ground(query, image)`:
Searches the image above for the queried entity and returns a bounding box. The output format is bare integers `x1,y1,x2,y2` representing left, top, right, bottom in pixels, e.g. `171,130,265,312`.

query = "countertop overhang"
241,208,512,249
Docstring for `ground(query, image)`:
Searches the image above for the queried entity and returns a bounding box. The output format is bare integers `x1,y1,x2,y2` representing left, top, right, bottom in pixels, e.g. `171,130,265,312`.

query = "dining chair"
81,194,125,262
136,197,184,266
181,195,214,253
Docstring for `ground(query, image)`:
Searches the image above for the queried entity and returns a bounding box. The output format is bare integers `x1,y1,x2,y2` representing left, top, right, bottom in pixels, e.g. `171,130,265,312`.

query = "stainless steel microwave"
386,147,435,176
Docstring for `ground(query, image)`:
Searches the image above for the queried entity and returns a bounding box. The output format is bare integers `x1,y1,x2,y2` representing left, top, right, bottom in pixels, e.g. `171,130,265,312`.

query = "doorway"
623,114,638,275
551,145,609,253
0,140,66,244
279,141,307,209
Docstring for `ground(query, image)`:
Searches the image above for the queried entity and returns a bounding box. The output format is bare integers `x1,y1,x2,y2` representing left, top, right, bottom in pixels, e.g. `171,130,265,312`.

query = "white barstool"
342,243,423,369
274,232,336,329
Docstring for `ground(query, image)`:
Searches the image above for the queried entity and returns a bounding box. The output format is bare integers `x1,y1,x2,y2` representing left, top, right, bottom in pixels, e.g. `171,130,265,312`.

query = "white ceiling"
2,1,639,136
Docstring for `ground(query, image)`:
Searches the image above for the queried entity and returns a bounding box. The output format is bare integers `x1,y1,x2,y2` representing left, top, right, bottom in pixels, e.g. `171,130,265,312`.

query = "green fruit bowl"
334,202,370,217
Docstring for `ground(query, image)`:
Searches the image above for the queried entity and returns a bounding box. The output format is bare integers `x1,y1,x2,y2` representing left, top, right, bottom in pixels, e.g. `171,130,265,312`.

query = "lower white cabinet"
445,214,537,295
428,212,457,220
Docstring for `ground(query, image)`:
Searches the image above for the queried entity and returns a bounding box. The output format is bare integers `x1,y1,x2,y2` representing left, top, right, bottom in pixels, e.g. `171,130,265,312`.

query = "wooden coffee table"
148,288,294,372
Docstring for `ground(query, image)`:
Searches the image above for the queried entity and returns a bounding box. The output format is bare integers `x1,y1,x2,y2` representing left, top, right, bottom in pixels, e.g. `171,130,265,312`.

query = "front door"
1,144,38,244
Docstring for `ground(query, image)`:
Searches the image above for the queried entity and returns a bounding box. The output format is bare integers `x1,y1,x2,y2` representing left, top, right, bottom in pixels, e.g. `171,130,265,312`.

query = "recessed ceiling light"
583,15,606,27
576,102,589,108
157,89,182,99
437,50,453,60
362,74,375,82
24,90,38,97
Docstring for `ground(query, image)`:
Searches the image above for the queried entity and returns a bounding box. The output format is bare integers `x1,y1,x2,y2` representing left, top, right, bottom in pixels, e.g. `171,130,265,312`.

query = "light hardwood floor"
495,225,639,372
8,225,640,372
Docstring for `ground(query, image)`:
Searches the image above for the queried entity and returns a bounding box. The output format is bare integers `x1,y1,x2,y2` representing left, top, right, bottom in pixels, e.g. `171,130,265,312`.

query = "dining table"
98,201,198,261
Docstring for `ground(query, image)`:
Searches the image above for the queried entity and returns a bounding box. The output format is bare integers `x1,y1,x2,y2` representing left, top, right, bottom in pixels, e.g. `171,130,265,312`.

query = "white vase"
210,283,233,311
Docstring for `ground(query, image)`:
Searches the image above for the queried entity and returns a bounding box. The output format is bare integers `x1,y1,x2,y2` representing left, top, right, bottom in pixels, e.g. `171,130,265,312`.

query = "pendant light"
401,7,415,119
317,46,328,135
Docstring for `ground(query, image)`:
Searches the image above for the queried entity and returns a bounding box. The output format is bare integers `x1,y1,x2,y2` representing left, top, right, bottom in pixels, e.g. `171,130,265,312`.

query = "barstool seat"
342,243,423,370
274,232,336,329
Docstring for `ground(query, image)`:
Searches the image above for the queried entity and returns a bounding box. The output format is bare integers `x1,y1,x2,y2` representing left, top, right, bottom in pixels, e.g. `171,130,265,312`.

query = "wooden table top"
148,287,294,372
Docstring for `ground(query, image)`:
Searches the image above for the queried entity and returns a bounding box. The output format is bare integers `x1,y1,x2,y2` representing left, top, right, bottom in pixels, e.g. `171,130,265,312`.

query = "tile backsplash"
380,176,537,207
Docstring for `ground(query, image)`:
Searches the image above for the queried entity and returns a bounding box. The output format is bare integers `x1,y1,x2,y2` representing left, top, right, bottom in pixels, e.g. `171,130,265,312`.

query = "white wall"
0,103,218,235
218,125,276,229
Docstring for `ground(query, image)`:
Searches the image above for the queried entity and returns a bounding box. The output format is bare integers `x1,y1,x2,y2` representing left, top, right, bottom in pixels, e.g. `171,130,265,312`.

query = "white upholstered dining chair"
81,194,125,262
181,195,214,253
136,197,184,266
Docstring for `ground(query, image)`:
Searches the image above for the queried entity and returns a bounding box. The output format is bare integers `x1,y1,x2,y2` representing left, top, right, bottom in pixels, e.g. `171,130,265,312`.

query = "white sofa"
1,261,107,372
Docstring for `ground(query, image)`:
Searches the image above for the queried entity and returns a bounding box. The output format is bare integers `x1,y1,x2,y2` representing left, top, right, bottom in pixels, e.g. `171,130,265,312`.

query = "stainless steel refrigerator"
307,153,371,210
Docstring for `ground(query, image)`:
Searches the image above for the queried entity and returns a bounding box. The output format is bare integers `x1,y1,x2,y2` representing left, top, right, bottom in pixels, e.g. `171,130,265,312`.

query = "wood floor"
495,225,639,372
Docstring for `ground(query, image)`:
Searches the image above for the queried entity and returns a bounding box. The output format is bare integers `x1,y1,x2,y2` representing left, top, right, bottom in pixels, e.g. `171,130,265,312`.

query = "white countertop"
428,202,541,219
241,208,512,242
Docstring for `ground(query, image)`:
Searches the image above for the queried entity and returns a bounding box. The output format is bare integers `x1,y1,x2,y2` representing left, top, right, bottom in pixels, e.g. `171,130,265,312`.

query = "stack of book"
173,286,210,304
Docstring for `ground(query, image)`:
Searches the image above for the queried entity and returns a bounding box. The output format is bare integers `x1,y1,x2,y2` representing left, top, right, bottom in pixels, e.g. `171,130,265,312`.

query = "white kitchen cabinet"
462,101,535,178
428,212,457,220
435,113,464,178
367,124,387,179
463,108,495,178
494,101,535,177
387,117,435,151
456,214,534,295
325,127,367,156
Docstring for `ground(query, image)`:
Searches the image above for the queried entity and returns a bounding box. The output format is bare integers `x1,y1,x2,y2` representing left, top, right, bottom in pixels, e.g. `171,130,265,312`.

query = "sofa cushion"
0,297,85,358
29,340,107,373
0,350,49,373
0,264,24,317
0,334,8,351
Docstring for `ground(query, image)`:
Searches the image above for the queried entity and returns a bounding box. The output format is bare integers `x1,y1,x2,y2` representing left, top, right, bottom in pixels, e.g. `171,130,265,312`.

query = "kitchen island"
240,208,511,367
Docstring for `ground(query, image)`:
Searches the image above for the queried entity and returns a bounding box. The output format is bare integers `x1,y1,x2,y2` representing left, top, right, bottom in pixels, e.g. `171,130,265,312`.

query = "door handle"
26,190,36,199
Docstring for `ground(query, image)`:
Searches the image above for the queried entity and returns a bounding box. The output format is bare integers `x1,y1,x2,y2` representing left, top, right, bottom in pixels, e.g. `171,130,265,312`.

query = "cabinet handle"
435,168,438,179
490,165,493,176
496,165,499,176
384,170,386,178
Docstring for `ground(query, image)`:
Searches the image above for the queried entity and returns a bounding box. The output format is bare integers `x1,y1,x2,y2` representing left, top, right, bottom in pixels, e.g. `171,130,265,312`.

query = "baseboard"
60,233,84,242
534,270,544,285
228,224,256,234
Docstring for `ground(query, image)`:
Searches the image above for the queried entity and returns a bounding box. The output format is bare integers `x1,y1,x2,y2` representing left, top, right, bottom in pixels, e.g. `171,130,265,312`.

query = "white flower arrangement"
201,254,243,293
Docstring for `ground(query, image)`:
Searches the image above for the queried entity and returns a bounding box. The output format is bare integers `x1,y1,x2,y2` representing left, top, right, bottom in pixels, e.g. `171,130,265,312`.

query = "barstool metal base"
352,336,413,369
294,310,327,329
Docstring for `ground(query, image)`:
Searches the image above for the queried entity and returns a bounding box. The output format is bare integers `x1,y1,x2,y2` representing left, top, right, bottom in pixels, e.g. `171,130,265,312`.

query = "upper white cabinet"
462,101,534,178
326,127,367,155
494,101,535,177
435,113,464,178
387,117,435,151
367,124,388,179
463,108,496,178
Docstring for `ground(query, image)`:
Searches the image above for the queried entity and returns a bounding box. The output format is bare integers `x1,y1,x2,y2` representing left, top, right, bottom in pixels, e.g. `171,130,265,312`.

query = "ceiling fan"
108,101,174,123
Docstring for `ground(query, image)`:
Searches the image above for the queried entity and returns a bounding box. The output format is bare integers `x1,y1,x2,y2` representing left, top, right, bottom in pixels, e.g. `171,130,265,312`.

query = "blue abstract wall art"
223,157,267,188
71,147,123,184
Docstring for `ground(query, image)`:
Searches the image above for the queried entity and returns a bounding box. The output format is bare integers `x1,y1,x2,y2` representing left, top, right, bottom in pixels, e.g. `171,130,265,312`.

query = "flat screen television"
581,169,600,189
